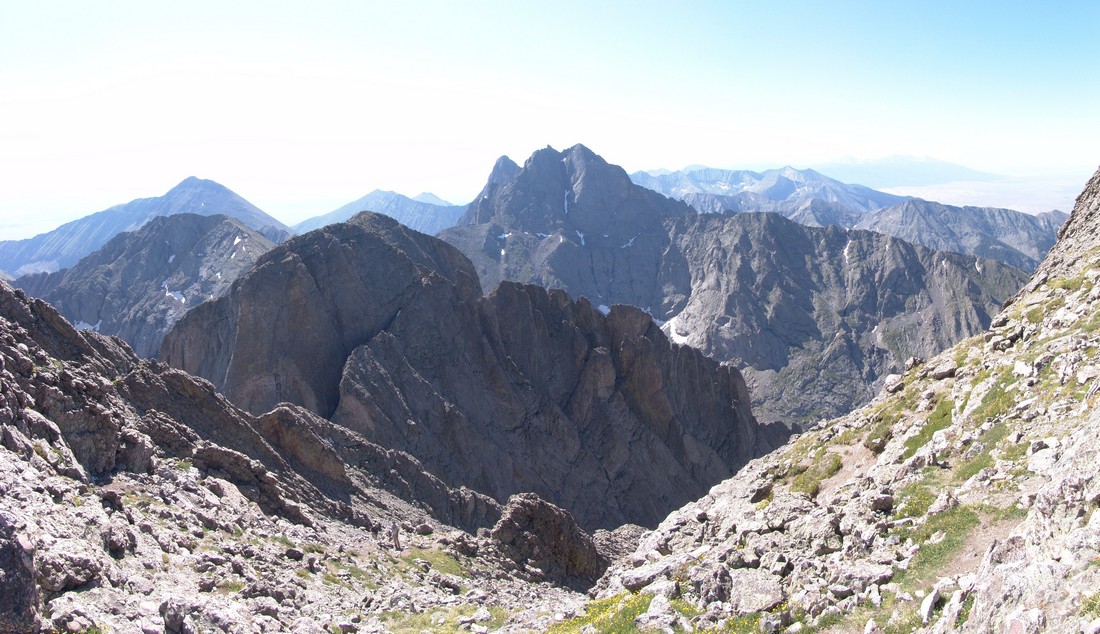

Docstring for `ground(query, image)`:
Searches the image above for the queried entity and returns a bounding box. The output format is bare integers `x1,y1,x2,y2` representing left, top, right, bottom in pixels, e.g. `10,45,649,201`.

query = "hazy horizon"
1,1,1097,240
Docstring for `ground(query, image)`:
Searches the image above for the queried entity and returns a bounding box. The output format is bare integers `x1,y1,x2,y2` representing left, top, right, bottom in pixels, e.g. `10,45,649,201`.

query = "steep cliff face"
585,164,1100,633
163,212,781,529
15,214,275,358
662,213,1027,424
442,146,1028,424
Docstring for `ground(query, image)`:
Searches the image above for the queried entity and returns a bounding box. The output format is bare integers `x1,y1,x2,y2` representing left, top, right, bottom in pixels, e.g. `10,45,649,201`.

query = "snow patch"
843,238,852,263
576,230,585,246
563,191,569,216
168,254,175,264
166,290,185,303
233,235,243,246
621,235,638,248
74,319,102,332
975,258,982,275
500,249,506,257
597,304,611,316
663,315,691,345
230,251,237,259
498,232,512,240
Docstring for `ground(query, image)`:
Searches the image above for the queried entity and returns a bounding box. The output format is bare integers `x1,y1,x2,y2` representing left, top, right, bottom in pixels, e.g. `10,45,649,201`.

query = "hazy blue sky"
1,1,1097,239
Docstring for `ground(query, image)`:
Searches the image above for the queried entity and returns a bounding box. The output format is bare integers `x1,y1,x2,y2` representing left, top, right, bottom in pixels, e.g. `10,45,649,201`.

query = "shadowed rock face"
660,213,1027,424
163,212,782,530
15,214,274,358
441,145,1029,425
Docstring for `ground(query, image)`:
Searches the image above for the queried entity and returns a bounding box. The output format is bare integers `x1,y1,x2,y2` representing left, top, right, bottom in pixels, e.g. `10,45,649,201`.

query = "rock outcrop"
583,164,1100,633
442,145,1028,424
163,212,783,530
15,213,275,358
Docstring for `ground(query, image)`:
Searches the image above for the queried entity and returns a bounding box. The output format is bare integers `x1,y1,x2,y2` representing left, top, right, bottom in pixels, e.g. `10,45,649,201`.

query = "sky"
1,1,1098,240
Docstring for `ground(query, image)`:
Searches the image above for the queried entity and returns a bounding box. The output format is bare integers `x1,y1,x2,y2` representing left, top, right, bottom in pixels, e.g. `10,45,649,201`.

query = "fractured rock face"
0,512,39,634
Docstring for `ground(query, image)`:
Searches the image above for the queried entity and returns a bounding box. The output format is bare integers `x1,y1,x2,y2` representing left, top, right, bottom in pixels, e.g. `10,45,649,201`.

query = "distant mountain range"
15,214,275,358
293,190,463,235
441,145,1028,424
633,165,1065,272
631,166,907,215
0,177,291,278
855,200,1068,272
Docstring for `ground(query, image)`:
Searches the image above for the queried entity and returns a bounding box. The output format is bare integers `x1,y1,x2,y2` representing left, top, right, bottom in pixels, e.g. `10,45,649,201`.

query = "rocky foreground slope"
0,276,652,633
442,145,1028,424
15,214,275,358
581,164,1100,633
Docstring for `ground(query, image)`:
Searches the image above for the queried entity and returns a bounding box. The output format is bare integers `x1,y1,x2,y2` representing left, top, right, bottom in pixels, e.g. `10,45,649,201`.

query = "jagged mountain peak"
0,178,289,278
14,212,275,358
458,144,691,236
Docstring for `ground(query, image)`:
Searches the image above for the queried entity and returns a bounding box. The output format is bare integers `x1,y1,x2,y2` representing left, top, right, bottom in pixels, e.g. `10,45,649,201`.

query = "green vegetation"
893,481,937,519
380,605,509,633
217,579,245,593
967,371,1015,425
547,593,653,634
1052,274,1085,292
863,418,894,453
955,593,975,627
1081,593,1100,618
1025,306,1045,324
894,506,980,588
882,609,923,634
902,397,954,460
953,422,1010,483
789,450,843,498
399,547,468,578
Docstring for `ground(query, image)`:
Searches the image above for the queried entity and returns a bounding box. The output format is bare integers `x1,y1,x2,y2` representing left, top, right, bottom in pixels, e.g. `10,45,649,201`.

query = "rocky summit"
583,163,1100,632
15,213,275,359
442,145,1028,425
162,212,788,530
